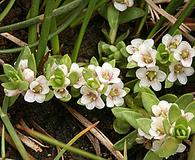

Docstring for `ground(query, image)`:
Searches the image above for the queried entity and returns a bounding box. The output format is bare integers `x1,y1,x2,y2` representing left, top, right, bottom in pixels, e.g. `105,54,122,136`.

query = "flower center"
32,84,43,93
174,64,183,74
87,92,97,101
102,71,110,80
143,53,153,64
181,50,189,59
110,88,119,97
170,40,179,49
146,71,157,81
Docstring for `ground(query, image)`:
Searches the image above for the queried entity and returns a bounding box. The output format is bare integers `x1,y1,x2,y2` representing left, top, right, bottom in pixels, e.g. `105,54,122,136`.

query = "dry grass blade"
16,130,43,152
64,104,124,160
153,0,188,4
0,125,36,160
0,32,27,46
145,0,190,33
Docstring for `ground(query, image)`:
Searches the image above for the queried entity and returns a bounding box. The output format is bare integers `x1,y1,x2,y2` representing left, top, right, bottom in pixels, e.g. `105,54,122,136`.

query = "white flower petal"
136,68,147,79
106,96,114,108
96,96,105,109
177,73,187,84
184,67,194,76
168,73,177,82
35,94,45,103
81,95,92,105
176,143,186,153
113,97,124,106
162,34,172,47
114,2,127,11
151,81,161,91
86,102,96,110
36,75,48,85
157,70,166,82
24,90,35,103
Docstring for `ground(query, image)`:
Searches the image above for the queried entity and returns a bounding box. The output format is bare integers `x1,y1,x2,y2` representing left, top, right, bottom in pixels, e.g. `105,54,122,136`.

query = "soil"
0,1,195,160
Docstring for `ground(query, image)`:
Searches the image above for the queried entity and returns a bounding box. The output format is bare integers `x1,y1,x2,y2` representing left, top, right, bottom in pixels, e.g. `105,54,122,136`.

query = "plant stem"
0,107,30,160
35,0,55,66
1,125,5,160
168,0,195,34
188,134,195,160
148,0,184,38
0,6,83,54
0,0,15,22
71,0,97,62
0,0,82,33
31,130,106,160
28,0,40,53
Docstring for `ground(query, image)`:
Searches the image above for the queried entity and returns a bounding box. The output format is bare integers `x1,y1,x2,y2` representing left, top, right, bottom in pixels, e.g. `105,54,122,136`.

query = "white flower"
4,89,21,97
95,62,121,84
69,63,85,89
22,68,35,83
18,59,28,71
58,64,68,76
126,38,154,62
167,62,194,85
176,143,186,153
181,110,194,121
132,45,157,68
149,117,166,140
24,75,50,103
136,66,166,91
138,128,153,140
162,34,182,52
54,87,69,99
80,86,105,110
104,82,126,107
152,100,171,117
173,41,195,67
113,0,134,12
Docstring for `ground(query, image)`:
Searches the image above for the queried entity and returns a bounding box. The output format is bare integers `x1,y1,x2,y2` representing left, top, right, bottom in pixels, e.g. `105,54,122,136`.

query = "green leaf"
189,118,195,134
70,87,80,98
2,81,28,91
3,64,18,77
112,107,132,120
126,61,137,69
157,43,166,52
141,92,159,114
155,137,180,158
27,54,37,75
60,93,71,102
45,90,54,101
0,75,9,83
109,59,116,67
3,96,19,108
90,57,99,66
60,54,71,69
136,118,151,134
175,93,193,110
115,30,130,44
123,111,143,129
159,94,178,103
49,68,65,89
113,118,130,134
165,78,174,88
163,118,171,134
119,7,145,24
82,68,94,81
120,47,129,58
123,87,130,95
168,104,181,124
14,46,31,68
185,101,195,115
107,5,119,29
114,130,137,150
44,56,56,79
144,151,162,160
69,71,79,85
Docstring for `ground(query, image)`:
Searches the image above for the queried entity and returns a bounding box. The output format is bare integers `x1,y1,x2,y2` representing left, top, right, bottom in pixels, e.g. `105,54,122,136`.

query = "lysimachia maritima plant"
112,88,195,159
0,46,130,110
99,33,195,92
